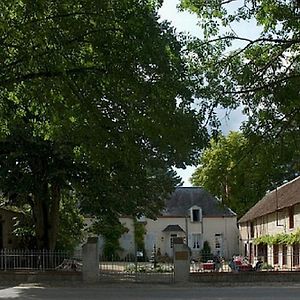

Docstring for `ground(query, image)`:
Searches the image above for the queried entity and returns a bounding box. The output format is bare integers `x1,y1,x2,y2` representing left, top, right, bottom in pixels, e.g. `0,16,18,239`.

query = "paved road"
1,284,300,299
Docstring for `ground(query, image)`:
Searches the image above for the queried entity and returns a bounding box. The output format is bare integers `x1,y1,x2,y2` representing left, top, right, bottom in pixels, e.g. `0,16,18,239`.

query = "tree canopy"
180,0,300,215
180,0,300,143
0,0,209,249
191,131,299,217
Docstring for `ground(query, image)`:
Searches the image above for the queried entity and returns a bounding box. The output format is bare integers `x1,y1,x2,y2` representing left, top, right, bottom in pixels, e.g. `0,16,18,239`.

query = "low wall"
0,271,82,283
190,271,300,284
3,270,300,285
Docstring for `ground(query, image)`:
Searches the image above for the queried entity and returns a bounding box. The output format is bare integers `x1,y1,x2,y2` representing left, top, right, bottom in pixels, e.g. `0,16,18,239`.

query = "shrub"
200,241,213,262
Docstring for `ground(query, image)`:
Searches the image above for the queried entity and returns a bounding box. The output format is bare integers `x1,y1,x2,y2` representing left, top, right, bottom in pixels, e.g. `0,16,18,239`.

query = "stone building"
239,176,300,269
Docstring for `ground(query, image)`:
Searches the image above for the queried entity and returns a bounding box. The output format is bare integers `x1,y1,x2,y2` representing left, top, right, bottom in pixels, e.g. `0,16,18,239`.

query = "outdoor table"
202,262,215,271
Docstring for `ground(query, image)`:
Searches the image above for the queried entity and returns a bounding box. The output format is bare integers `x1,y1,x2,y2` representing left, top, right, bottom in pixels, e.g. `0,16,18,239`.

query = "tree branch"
224,74,300,95
201,35,300,46
0,66,107,86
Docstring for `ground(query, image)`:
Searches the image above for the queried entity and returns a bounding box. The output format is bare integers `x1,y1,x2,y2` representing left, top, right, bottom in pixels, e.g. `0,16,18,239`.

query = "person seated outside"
228,257,238,272
255,258,263,271
213,255,222,272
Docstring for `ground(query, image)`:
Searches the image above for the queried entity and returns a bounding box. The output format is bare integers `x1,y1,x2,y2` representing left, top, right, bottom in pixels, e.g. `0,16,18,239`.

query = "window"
282,245,288,266
192,209,200,222
249,243,253,263
215,234,221,249
191,234,201,249
170,234,177,248
257,244,267,263
293,244,299,267
289,206,294,229
190,206,202,222
215,233,223,255
250,222,255,238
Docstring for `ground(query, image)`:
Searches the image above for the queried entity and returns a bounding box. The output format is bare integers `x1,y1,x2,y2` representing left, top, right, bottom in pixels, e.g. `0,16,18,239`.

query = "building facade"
99,187,239,260
239,176,300,269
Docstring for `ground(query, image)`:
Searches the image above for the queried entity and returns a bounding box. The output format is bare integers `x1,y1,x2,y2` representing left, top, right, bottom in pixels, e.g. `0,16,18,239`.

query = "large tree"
180,0,300,214
0,0,209,249
191,131,299,217
180,0,300,146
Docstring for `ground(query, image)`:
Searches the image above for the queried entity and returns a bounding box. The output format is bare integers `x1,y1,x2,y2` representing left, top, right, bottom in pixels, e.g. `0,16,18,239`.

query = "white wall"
119,218,135,257
145,217,186,258
116,215,238,260
202,217,239,259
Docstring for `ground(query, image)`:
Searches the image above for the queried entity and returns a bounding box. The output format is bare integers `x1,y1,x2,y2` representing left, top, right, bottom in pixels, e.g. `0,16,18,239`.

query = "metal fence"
0,249,81,271
99,255,174,283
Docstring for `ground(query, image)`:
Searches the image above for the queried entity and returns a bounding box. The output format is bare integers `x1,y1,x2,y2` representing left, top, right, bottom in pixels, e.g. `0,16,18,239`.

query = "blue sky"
159,0,260,186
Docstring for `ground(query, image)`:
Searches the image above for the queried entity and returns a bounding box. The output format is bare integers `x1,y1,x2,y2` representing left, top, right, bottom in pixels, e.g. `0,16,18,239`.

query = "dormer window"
190,206,202,222
192,209,200,222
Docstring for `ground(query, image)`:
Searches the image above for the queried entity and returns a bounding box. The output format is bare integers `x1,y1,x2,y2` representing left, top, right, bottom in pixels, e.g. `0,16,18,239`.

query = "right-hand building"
238,176,300,270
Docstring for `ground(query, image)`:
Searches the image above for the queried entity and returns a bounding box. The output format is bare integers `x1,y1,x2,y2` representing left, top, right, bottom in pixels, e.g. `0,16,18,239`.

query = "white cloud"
159,0,202,38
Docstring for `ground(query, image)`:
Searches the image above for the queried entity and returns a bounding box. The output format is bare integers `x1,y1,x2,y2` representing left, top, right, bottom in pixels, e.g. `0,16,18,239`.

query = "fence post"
42,249,45,272
173,238,190,283
82,237,99,283
4,249,7,272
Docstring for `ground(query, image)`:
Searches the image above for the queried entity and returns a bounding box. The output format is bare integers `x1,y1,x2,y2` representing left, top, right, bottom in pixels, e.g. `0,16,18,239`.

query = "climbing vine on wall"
133,218,146,252
254,229,300,245
92,217,128,259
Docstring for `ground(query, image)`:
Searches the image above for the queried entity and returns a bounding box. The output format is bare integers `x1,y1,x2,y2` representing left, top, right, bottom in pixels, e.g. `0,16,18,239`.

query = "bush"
200,241,213,262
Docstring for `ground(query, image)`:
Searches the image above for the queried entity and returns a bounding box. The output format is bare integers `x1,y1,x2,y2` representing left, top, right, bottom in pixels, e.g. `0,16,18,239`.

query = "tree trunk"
48,184,60,250
33,191,49,249
32,183,61,250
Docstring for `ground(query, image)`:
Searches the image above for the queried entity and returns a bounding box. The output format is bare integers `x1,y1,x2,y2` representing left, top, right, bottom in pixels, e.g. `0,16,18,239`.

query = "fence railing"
98,255,174,282
190,253,300,273
0,249,81,271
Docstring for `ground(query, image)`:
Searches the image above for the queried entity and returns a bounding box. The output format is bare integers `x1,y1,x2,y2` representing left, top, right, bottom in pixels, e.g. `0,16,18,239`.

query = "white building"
239,176,300,269
99,187,239,260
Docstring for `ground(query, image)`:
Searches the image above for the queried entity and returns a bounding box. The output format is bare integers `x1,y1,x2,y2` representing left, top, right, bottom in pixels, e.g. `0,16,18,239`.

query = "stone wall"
0,271,82,283
190,271,300,284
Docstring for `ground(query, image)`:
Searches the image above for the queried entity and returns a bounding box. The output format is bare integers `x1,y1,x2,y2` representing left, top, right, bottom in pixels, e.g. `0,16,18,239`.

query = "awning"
162,225,185,232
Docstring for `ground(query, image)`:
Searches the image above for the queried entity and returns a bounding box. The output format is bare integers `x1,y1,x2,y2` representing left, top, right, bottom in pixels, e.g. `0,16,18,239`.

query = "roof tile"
163,187,236,217
239,176,300,223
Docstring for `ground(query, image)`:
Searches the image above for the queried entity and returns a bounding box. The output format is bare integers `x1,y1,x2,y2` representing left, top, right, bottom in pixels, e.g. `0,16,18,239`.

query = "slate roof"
162,225,185,232
162,187,236,218
239,176,300,224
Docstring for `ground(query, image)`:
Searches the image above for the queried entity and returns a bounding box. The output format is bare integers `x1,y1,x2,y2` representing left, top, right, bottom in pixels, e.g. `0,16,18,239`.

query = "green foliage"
191,131,299,217
133,219,146,251
12,206,36,249
261,263,274,270
92,216,128,259
125,263,173,273
0,0,209,249
254,235,278,245
180,0,300,181
11,192,84,251
55,193,84,252
200,240,213,262
254,229,300,245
